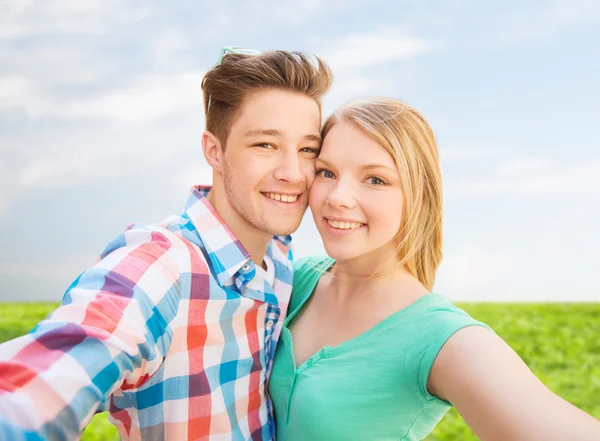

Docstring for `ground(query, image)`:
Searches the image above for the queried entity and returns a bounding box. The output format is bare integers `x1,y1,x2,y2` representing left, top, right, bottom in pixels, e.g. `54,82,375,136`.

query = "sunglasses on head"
207,46,263,114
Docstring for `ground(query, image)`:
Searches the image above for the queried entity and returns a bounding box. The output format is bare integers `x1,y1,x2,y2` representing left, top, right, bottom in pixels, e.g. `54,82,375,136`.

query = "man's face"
219,88,321,237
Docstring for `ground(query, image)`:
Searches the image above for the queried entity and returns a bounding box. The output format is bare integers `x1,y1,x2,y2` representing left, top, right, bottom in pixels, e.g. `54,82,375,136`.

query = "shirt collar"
184,185,292,287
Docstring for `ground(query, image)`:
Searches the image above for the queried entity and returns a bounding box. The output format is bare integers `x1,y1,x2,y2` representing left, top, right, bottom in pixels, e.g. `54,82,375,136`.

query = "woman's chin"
322,244,361,262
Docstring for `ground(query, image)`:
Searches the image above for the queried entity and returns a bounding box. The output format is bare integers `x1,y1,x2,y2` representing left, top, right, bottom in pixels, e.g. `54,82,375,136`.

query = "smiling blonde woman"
268,98,600,441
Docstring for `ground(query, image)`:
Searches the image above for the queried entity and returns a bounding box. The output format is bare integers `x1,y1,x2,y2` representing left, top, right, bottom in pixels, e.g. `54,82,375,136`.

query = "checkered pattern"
0,186,293,441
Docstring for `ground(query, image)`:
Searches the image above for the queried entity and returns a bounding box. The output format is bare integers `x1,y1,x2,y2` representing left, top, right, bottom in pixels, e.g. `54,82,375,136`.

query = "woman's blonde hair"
321,98,443,290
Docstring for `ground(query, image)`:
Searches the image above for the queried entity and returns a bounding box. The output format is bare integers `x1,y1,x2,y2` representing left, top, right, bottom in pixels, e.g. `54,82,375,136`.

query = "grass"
1,302,599,440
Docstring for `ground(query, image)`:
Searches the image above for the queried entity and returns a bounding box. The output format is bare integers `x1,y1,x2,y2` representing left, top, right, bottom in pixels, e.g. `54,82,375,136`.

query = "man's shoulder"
100,214,208,265
126,213,190,237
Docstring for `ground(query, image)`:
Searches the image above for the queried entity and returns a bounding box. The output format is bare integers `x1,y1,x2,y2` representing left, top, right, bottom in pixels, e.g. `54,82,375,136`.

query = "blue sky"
0,0,599,301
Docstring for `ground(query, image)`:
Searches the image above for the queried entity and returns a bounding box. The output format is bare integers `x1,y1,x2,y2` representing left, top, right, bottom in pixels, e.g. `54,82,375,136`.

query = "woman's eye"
300,147,319,154
367,176,385,185
316,169,335,179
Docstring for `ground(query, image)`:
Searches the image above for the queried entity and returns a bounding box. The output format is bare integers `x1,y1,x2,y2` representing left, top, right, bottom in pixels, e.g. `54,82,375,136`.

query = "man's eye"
256,143,275,149
300,147,319,154
316,169,335,179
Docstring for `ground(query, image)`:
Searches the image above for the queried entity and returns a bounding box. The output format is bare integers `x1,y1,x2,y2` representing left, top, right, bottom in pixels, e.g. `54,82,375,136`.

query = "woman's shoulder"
292,255,335,274
409,294,490,333
291,255,335,290
402,294,494,400
288,255,334,317
400,294,495,372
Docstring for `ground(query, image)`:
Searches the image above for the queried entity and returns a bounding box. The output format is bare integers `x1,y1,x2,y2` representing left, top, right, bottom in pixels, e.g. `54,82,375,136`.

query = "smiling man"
0,48,332,441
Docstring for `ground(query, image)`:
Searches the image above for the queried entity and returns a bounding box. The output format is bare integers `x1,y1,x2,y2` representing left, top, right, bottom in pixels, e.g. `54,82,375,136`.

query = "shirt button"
266,319,275,328
318,349,326,357
306,359,314,367
241,263,251,271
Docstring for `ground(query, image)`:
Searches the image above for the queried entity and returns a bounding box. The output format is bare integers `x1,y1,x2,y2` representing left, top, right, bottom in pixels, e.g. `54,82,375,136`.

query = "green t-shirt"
268,256,492,441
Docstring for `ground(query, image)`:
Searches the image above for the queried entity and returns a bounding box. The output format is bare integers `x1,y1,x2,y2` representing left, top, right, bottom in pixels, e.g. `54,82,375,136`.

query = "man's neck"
206,187,271,268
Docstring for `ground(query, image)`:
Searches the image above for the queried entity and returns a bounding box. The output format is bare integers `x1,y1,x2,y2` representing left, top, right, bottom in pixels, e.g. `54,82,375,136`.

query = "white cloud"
214,0,370,34
440,145,600,197
0,69,205,124
448,161,600,196
64,70,205,124
548,0,600,27
439,144,505,161
496,157,549,175
0,76,51,119
316,26,432,112
323,73,382,111
19,160,60,186
172,164,213,196
435,244,599,302
12,111,204,190
471,0,600,48
435,247,513,300
0,44,119,106
322,27,433,71
0,0,151,40
151,28,190,65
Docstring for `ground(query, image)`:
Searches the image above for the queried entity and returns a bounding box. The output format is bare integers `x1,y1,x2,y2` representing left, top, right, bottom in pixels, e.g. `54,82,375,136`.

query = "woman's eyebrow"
359,163,396,172
315,157,335,166
317,157,394,171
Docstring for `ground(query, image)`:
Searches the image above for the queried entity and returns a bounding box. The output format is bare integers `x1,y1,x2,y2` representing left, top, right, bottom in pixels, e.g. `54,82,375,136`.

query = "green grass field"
1,302,599,440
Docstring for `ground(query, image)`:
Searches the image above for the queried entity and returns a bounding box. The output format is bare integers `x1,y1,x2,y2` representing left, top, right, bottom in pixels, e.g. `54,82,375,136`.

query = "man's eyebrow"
244,129,283,137
244,129,321,143
304,134,322,143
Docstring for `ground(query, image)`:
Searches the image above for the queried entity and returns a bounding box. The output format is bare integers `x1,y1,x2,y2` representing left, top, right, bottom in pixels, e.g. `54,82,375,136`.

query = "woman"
268,98,600,440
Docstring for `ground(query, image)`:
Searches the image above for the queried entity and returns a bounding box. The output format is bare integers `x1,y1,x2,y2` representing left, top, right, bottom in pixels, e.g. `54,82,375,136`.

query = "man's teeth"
327,219,364,230
265,193,299,203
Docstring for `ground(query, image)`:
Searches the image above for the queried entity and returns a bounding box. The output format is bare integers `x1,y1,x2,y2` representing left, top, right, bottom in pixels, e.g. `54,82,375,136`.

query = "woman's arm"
428,326,600,441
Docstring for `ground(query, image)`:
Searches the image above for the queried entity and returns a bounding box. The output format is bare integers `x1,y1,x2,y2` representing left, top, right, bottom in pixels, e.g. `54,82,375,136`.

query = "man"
0,47,332,440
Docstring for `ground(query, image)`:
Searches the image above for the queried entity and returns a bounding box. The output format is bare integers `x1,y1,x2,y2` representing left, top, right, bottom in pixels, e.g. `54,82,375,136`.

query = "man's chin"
264,220,302,237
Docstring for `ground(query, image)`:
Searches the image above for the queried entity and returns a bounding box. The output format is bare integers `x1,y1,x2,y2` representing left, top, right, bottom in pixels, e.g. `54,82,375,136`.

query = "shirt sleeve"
404,301,493,403
0,226,186,440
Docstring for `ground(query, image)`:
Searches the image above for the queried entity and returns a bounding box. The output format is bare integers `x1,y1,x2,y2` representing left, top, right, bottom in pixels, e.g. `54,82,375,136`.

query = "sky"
0,0,599,302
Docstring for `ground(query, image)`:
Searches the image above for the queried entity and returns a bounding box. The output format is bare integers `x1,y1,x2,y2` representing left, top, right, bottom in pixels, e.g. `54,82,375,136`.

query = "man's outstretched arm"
0,227,184,440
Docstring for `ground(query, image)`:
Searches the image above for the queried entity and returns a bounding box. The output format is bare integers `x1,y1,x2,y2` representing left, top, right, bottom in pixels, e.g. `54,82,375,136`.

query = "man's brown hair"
201,50,332,147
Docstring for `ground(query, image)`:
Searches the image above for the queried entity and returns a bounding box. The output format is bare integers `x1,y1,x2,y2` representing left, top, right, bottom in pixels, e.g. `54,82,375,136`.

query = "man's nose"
273,151,305,185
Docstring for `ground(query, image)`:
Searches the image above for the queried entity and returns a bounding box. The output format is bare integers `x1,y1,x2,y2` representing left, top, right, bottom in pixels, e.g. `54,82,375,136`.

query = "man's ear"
202,131,224,173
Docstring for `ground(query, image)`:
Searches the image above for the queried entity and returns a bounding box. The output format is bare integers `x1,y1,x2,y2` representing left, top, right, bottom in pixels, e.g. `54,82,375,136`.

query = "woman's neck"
329,249,427,302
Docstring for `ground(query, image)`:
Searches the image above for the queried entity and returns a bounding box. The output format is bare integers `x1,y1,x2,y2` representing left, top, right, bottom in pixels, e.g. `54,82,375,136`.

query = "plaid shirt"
0,186,293,441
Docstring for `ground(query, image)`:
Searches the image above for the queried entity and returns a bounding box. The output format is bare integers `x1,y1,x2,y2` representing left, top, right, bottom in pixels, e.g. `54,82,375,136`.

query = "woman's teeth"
327,219,364,230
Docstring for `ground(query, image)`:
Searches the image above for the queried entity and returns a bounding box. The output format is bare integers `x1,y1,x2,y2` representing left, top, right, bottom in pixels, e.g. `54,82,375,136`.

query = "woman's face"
309,121,404,262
